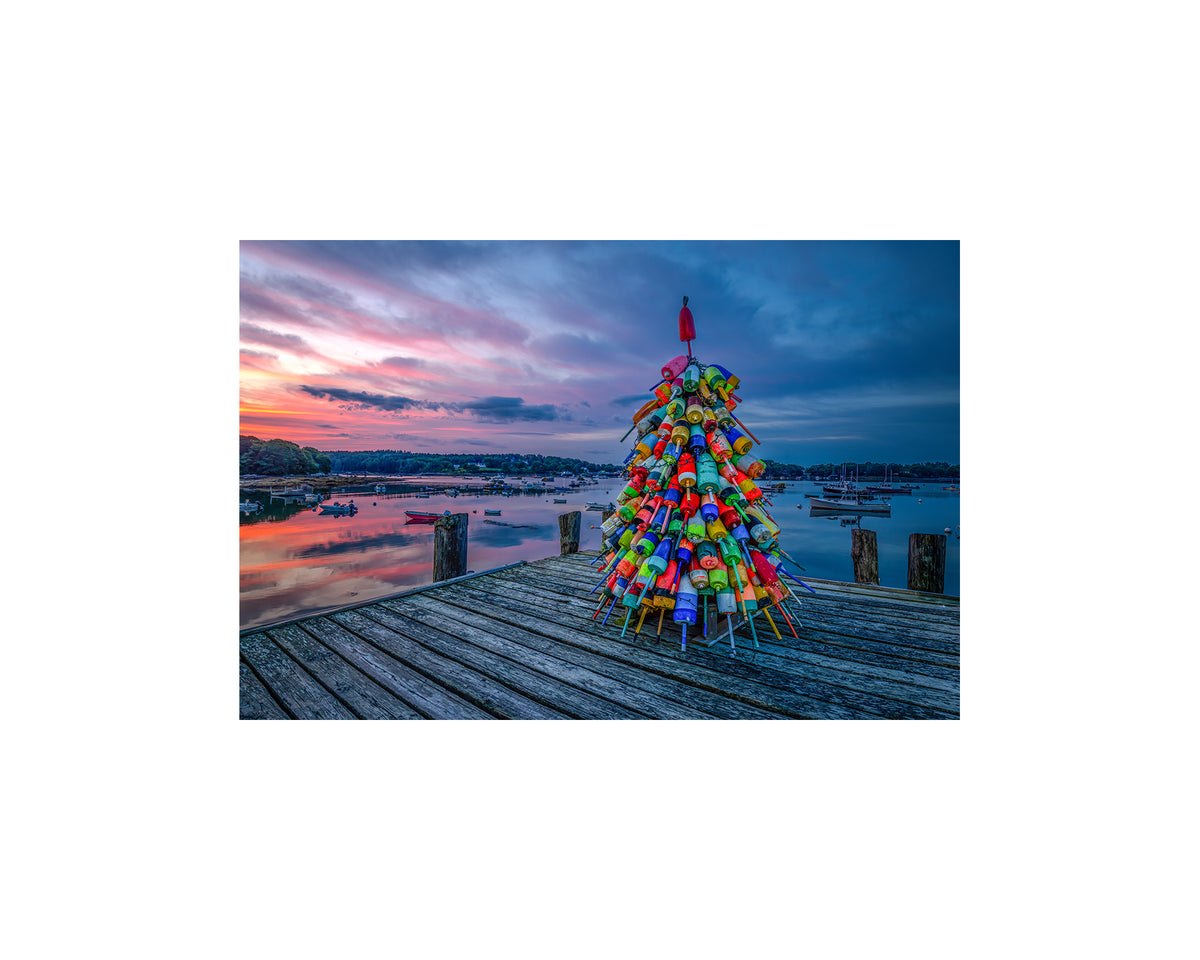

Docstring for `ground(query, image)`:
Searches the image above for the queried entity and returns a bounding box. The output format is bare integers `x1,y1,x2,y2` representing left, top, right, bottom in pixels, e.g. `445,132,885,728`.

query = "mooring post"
559,510,582,555
433,513,468,581
851,528,879,585
907,532,947,593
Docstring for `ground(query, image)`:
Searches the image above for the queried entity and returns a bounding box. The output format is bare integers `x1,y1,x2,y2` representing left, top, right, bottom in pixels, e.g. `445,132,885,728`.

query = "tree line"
240,436,332,476
323,449,620,476
239,435,958,480
762,459,960,480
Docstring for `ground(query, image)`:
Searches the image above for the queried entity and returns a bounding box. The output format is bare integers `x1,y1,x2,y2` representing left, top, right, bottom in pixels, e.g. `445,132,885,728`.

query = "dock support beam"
434,513,469,582
907,532,947,593
851,528,879,585
559,510,582,555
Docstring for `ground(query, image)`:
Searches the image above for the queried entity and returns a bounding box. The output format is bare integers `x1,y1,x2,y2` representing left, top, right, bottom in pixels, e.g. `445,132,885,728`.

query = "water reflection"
239,476,959,629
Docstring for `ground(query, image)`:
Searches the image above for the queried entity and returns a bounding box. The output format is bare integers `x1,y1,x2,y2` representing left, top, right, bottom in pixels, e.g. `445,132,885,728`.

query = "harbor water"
239,477,960,631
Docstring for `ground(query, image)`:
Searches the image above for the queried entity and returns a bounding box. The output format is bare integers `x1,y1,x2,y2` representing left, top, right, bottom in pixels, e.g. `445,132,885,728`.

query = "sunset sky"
239,240,959,467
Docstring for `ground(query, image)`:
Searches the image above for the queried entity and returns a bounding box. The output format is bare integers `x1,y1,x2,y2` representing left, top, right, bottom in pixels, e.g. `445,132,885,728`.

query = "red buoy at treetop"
678,295,696,355
593,295,810,655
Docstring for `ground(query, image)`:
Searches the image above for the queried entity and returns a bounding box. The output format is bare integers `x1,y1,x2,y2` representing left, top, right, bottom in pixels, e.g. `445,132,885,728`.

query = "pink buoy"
661,355,689,381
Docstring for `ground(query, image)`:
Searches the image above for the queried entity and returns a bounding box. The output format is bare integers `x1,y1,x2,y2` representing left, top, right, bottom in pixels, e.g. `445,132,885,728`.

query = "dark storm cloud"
455,397,565,421
300,386,565,422
299,385,439,412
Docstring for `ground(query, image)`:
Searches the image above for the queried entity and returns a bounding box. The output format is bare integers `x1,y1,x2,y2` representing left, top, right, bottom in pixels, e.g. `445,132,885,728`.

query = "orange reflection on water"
239,484,610,630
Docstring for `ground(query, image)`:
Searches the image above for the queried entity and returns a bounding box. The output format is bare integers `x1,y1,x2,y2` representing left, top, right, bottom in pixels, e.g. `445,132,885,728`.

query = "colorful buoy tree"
592,297,812,652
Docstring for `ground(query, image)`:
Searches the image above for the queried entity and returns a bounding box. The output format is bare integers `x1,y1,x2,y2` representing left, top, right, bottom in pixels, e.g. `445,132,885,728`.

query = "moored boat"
809,496,891,514
404,510,449,523
319,501,358,515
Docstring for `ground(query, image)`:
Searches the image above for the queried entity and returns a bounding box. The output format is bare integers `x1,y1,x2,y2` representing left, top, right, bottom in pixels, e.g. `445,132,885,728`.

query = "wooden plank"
449,582,956,719
339,606,645,719
535,561,964,638
375,597,719,720
412,581,886,719
494,563,962,677
787,603,960,652
797,575,959,606
240,631,357,720
734,629,960,690
506,568,963,680
509,559,963,635
797,592,961,633
395,593,789,720
316,612,570,720
267,623,425,719
533,581,961,706
239,661,289,719
295,616,493,720
475,573,955,715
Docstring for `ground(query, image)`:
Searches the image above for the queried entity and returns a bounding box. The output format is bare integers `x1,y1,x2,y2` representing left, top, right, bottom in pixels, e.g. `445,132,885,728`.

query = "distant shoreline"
238,474,495,492
239,473,959,493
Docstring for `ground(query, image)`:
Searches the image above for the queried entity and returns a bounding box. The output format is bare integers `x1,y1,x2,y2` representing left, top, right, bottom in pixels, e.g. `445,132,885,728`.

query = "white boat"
809,496,891,514
239,500,261,513
319,501,358,515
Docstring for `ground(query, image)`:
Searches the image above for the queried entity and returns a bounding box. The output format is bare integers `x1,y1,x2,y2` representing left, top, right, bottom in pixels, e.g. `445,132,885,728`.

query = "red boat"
405,510,447,523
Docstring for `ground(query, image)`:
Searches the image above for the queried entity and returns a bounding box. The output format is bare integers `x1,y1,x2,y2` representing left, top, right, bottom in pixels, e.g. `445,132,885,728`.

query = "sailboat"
868,465,911,496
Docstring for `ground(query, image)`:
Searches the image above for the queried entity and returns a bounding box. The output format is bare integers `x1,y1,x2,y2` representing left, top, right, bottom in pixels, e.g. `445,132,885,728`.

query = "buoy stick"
681,623,687,652
634,606,649,637
727,564,758,648
601,597,618,626
727,617,736,653
774,601,799,638
620,423,637,443
731,413,761,445
656,608,666,636
620,608,634,637
763,607,782,640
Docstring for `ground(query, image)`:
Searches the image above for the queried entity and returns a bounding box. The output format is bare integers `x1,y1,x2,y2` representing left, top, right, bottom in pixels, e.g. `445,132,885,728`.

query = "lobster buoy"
678,295,696,350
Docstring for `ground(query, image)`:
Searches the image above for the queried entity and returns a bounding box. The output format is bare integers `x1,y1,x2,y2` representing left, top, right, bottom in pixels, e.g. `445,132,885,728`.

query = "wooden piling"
559,510,582,555
433,513,468,581
907,533,947,593
851,528,879,585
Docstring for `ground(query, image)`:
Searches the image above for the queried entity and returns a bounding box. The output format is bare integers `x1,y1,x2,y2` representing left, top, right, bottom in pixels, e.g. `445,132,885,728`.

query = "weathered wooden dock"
240,552,960,719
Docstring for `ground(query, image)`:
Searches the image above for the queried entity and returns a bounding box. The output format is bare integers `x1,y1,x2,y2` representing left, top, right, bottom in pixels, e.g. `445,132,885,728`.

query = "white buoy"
944,527,951,534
